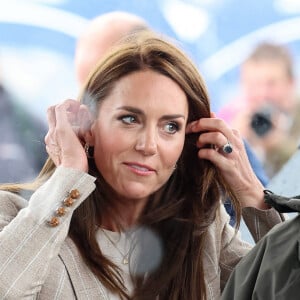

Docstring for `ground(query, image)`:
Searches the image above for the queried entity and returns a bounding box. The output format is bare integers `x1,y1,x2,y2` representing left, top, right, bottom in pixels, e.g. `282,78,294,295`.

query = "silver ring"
222,141,233,154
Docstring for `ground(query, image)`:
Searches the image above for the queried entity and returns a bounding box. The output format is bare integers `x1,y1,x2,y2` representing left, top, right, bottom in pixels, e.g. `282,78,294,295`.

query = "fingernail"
190,122,197,131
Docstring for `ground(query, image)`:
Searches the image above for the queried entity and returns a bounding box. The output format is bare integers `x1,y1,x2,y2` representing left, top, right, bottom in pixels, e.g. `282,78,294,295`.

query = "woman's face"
89,69,188,202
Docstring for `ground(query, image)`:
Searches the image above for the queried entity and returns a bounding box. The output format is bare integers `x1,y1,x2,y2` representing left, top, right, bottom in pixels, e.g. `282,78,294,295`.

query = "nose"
257,83,272,102
135,127,158,156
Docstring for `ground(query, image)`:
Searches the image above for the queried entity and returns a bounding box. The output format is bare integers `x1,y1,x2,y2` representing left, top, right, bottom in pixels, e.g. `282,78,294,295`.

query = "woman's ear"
83,124,95,146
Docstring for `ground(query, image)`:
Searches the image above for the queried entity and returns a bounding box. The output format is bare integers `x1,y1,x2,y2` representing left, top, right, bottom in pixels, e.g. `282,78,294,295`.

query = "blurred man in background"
74,11,148,86
219,42,300,178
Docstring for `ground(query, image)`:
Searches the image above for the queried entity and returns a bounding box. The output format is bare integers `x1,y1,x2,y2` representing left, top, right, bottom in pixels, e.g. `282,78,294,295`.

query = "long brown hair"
0,30,241,299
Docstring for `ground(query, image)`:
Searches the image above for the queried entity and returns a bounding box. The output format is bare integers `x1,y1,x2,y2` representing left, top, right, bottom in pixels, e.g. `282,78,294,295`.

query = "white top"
96,229,135,299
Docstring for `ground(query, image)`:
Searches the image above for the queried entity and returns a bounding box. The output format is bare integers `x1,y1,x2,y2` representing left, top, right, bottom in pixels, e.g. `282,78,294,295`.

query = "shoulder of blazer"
0,191,28,224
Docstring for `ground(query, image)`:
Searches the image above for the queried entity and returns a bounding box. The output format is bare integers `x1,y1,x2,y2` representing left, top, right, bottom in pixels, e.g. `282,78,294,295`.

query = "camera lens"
250,111,273,137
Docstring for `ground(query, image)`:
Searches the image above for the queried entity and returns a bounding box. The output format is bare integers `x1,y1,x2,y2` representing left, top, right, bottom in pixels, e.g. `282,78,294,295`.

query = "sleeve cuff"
25,166,96,224
242,206,284,241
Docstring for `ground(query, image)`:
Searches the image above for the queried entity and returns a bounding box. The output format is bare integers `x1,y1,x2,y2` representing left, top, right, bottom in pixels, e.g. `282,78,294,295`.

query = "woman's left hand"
186,113,268,209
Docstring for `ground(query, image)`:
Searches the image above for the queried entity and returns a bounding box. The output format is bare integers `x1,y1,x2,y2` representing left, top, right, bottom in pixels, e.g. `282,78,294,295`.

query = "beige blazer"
0,167,283,299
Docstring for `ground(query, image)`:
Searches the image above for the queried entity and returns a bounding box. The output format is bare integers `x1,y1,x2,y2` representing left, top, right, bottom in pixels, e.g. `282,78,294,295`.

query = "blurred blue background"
1,0,300,120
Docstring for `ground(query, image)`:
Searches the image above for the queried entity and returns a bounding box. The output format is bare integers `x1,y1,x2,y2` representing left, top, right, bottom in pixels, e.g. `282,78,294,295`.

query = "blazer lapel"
59,237,108,300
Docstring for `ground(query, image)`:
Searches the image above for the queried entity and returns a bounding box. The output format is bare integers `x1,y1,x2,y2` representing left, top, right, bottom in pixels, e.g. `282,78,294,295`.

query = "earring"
173,163,177,170
84,143,93,158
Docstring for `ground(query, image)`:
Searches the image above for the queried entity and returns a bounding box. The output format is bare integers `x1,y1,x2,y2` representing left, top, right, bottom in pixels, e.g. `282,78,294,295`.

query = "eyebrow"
117,106,186,120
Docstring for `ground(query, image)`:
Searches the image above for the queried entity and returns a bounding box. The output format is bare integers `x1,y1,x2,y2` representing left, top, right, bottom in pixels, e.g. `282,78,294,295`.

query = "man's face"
241,60,295,113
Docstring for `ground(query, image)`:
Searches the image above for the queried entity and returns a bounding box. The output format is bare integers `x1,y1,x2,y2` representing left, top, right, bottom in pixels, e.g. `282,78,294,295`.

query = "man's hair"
245,42,294,78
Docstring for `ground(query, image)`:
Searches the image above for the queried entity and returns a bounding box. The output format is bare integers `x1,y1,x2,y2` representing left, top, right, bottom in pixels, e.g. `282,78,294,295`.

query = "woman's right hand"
44,99,93,172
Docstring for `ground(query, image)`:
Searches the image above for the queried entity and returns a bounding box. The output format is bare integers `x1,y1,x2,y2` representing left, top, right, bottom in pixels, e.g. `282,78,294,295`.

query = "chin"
119,183,156,200
123,189,151,201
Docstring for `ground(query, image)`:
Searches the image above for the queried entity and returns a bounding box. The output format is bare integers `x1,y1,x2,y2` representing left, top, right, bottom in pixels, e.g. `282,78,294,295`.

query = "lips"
124,162,156,173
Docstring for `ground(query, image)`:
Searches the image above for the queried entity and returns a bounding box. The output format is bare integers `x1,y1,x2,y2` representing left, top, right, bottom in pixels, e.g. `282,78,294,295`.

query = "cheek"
94,130,128,156
94,135,120,160
162,138,185,168
93,136,121,176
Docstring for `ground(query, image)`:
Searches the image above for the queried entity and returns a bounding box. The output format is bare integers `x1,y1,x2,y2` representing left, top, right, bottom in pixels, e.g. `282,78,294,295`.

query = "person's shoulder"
0,190,28,219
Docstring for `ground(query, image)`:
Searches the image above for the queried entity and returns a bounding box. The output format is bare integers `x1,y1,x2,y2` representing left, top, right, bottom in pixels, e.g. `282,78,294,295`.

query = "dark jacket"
221,192,300,300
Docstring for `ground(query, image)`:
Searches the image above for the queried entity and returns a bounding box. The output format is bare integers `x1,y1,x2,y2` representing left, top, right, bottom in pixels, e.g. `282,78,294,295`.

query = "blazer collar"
59,237,108,300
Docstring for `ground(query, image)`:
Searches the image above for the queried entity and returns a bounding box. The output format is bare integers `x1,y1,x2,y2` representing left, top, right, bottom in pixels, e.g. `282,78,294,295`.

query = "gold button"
69,189,80,199
56,207,66,216
63,197,74,207
48,216,60,227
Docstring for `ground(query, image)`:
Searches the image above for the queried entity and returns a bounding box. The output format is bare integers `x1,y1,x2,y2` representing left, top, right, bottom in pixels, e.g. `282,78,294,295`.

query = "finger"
66,99,81,126
55,99,80,130
232,128,241,139
197,118,234,144
197,131,228,149
185,119,202,134
78,104,94,138
199,117,230,133
44,106,57,145
197,148,232,172
186,117,227,135
46,105,56,131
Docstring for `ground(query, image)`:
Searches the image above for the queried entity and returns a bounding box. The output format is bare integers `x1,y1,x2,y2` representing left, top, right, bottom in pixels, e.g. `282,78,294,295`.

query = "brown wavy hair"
0,30,241,299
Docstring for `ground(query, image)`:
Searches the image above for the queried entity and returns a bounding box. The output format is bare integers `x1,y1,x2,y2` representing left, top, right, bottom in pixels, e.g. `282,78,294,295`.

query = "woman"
0,30,282,299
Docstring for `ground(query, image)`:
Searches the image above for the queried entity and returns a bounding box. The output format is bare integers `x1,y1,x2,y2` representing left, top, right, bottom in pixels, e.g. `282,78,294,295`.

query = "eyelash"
118,114,137,124
118,114,181,134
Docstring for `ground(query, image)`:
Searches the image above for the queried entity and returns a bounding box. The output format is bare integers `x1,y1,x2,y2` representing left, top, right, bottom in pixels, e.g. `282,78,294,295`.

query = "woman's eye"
120,115,137,124
164,122,179,134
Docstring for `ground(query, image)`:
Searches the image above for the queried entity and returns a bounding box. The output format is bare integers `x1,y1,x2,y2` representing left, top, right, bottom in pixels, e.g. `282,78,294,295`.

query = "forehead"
103,69,188,112
242,61,289,80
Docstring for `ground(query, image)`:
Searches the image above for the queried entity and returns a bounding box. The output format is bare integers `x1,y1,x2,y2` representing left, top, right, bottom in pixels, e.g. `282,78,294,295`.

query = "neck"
101,195,148,231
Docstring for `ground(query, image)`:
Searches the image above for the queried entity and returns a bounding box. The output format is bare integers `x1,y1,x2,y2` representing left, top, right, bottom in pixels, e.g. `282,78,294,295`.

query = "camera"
250,105,274,137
